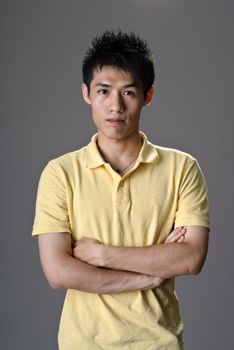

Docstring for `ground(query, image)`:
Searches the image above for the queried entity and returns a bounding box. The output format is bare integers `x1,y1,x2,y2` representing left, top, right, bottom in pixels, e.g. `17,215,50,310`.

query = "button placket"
114,178,130,210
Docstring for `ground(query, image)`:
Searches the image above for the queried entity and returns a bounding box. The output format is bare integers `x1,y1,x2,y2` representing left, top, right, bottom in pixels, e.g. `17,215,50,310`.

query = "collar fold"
85,134,105,168
85,132,159,169
137,132,159,164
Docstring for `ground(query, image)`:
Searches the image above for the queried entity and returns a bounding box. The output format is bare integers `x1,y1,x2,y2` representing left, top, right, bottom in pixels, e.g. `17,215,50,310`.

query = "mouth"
106,118,125,126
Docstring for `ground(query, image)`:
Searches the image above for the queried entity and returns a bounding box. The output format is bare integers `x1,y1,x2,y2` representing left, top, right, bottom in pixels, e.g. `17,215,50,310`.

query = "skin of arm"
38,233,167,294
73,226,209,279
38,227,186,294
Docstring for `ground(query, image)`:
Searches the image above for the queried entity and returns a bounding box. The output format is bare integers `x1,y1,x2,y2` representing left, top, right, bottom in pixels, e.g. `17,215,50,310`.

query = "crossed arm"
38,226,208,294
73,226,209,278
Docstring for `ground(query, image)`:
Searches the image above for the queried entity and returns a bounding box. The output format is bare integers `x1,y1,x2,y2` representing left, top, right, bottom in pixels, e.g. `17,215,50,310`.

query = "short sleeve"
174,158,210,229
32,160,71,236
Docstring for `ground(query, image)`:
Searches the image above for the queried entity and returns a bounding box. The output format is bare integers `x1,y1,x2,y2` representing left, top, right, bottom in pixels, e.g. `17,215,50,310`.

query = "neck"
97,132,143,174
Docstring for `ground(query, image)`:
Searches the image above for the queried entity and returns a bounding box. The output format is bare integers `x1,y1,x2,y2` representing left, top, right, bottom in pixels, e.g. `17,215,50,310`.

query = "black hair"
82,30,155,98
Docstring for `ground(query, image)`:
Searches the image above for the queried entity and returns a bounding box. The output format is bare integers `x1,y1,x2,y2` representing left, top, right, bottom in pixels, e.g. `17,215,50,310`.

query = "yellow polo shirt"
32,132,210,350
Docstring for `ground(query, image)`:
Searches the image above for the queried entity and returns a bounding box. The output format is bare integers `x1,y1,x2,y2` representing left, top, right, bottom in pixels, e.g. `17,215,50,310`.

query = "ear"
143,86,154,107
82,83,91,105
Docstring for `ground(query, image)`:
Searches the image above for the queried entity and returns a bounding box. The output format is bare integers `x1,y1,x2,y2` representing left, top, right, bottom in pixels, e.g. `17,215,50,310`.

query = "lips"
106,118,124,125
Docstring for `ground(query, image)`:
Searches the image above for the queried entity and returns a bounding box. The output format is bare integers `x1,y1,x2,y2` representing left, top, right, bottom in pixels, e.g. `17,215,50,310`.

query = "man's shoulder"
43,144,89,173
53,146,86,163
151,142,196,164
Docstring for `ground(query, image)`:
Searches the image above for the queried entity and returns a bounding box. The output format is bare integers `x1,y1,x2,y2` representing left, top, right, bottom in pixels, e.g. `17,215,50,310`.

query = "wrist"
96,243,111,268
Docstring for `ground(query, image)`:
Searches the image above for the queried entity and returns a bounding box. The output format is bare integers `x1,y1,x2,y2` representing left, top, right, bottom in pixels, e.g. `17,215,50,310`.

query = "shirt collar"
137,132,159,164
85,134,105,168
85,132,159,169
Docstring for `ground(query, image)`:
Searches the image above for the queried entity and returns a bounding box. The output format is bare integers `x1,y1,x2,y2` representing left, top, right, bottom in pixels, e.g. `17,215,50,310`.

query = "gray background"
1,0,233,349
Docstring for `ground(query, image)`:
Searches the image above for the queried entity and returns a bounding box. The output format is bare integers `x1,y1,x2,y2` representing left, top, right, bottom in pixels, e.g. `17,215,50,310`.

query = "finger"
172,228,186,243
165,227,183,243
177,234,185,243
166,227,186,243
80,237,101,244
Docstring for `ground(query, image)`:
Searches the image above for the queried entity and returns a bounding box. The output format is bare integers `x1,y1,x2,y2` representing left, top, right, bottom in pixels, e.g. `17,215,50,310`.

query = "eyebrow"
94,82,140,88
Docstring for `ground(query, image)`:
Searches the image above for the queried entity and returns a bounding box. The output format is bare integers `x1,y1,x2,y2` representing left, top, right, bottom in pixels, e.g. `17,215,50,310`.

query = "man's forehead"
91,66,141,87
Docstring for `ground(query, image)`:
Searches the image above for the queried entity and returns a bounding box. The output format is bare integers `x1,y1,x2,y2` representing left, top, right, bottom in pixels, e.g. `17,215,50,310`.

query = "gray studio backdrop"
1,0,233,349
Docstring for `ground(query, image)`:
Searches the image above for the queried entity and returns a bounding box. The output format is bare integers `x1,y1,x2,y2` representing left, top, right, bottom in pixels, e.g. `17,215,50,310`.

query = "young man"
32,31,210,349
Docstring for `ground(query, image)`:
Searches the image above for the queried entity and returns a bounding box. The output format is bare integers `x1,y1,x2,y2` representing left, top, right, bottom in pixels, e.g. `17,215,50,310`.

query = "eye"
123,90,135,96
97,89,108,95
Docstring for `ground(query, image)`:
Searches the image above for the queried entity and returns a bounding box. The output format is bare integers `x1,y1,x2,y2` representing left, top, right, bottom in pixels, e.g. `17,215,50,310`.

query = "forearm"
42,251,163,294
101,227,208,278
74,227,209,279
102,242,191,278
49,256,161,294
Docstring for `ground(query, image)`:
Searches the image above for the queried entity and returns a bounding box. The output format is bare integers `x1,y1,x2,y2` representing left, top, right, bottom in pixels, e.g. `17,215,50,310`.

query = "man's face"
82,66,153,143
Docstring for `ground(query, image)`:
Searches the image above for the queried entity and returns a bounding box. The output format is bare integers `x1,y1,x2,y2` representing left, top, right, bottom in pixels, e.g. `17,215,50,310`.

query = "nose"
110,93,125,113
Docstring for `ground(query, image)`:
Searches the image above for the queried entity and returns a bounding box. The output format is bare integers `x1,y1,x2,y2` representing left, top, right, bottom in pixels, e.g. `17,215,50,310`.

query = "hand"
149,228,186,288
150,227,186,287
151,276,166,289
73,237,105,266
139,275,166,291
165,227,186,244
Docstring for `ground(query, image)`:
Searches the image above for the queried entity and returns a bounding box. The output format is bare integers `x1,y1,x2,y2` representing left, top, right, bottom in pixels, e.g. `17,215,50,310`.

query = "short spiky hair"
82,30,155,98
